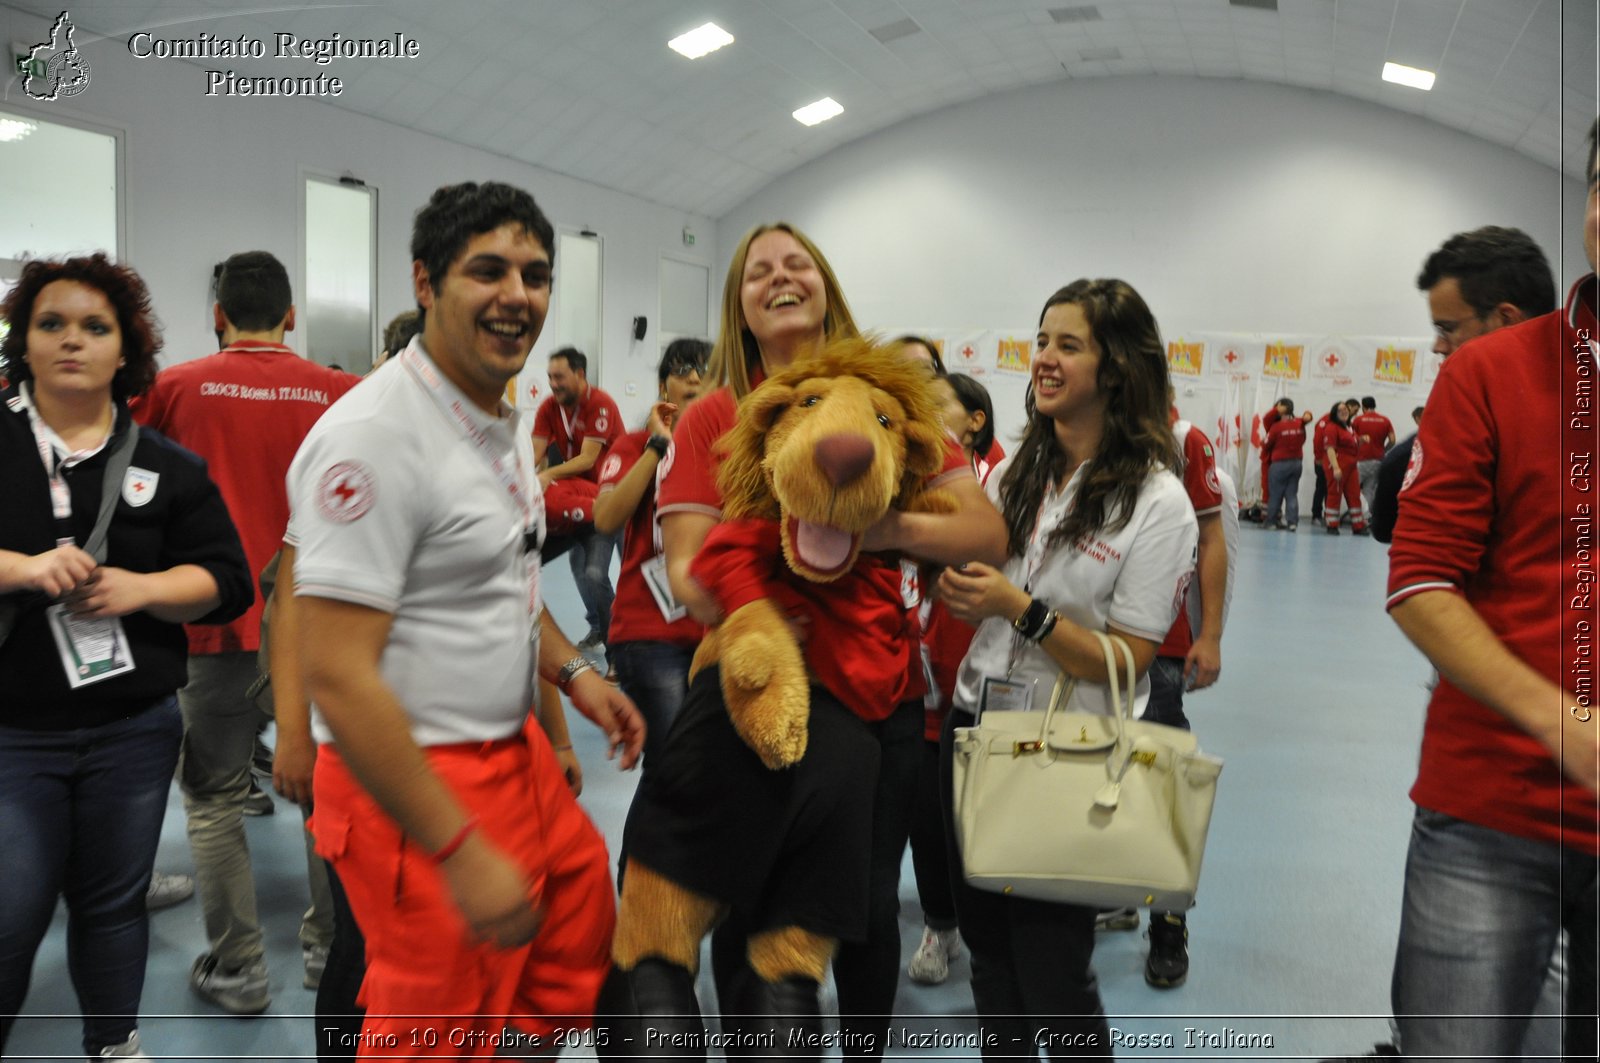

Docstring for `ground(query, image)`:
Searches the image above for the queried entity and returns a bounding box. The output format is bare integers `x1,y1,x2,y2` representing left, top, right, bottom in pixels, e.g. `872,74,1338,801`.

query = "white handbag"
952,630,1224,910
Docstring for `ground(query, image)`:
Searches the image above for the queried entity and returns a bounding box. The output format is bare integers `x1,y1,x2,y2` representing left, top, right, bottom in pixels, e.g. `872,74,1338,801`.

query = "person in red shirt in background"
1322,401,1366,535
1309,406,1331,524
532,347,624,655
131,251,359,1011
899,348,1000,987
1261,398,1310,530
1095,394,1227,988
1351,396,1395,520
592,339,707,763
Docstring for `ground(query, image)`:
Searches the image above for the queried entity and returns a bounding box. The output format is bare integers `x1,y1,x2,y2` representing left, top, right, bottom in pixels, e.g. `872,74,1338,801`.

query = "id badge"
641,553,687,623
980,675,1035,715
47,604,136,688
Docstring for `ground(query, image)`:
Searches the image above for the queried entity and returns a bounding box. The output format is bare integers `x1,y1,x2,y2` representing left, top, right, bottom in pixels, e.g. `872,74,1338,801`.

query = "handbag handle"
1089,629,1137,809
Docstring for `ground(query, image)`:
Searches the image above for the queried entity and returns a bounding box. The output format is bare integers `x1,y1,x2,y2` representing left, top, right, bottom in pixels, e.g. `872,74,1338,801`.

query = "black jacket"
0,388,252,729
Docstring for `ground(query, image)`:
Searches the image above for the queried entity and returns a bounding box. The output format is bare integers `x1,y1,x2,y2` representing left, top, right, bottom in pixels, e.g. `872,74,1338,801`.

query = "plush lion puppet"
600,338,957,1054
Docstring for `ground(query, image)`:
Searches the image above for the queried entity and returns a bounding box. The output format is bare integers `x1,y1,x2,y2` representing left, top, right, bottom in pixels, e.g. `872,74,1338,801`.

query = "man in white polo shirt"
287,181,643,1056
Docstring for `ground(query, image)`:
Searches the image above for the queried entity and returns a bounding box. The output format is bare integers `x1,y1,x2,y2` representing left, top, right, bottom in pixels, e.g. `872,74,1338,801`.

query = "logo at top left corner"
317,461,377,523
22,11,92,101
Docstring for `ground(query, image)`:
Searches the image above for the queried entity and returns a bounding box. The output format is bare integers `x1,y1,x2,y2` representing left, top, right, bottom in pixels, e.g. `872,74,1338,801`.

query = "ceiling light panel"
1049,6,1103,24
793,97,844,126
668,22,734,59
869,18,922,44
1381,61,1436,91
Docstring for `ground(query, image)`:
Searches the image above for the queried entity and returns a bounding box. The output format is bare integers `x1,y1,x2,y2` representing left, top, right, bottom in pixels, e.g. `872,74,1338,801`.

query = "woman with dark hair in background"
0,254,251,1060
939,278,1197,1058
1322,400,1367,536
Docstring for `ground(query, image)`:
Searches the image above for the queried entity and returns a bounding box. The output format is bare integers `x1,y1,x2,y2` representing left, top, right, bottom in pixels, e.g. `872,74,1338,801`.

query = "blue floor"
9,525,1430,1060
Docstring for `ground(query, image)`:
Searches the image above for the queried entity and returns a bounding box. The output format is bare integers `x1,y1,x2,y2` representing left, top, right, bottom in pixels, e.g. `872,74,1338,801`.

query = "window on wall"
659,255,710,353
0,109,119,266
554,230,603,371
304,176,375,373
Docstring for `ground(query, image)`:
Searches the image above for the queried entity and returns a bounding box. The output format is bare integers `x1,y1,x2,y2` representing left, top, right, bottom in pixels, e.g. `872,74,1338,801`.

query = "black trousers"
940,711,1113,1060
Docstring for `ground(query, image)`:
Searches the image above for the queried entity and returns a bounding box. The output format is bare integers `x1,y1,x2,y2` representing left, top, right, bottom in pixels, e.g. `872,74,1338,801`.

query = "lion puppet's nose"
813,432,875,488
812,432,876,486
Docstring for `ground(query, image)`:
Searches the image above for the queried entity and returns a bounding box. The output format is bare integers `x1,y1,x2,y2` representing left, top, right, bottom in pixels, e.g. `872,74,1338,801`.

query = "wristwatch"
555,655,595,693
645,434,670,458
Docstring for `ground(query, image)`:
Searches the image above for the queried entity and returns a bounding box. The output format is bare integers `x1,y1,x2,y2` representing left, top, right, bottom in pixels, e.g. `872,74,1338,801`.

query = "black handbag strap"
83,415,140,564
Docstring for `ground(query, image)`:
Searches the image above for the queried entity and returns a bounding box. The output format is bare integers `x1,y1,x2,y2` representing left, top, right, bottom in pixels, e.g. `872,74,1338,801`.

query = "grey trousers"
178,651,332,971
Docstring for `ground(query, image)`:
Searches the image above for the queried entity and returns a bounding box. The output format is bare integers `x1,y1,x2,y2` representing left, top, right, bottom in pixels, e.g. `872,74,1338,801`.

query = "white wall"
0,4,717,429
718,74,1591,475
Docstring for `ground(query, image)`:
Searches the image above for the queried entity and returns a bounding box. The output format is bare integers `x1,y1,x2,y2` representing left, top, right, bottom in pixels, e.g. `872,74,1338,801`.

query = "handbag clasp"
1012,740,1044,757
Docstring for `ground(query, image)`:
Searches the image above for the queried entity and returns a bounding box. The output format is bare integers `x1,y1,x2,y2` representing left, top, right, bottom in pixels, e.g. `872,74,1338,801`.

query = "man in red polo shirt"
131,251,359,1011
532,347,622,652
1382,119,1599,1058
1351,397,1394,521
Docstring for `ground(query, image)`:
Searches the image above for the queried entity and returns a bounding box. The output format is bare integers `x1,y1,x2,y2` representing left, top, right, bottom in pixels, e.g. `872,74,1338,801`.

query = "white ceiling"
10,0,1597,218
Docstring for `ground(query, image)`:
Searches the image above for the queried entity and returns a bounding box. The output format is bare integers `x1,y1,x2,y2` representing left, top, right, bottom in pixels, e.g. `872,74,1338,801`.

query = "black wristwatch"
645,434,670,458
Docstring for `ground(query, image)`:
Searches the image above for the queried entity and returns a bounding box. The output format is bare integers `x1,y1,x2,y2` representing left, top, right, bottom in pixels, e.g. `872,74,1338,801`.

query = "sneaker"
242,779,274,817
1286,524,1297,533
95,1030,151,1059
1353,527,1370,537
906,925,961,985
1326,525,1340,535
146,871,194,911
303,943,329,991
1144,912,1188,988
603,664,620,684
1094,907,1140,931
190,952,270,1014
576,629,605,653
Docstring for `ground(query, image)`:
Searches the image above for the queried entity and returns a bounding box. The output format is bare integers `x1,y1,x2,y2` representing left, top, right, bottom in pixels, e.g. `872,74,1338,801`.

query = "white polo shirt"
953,457,1197,720
286,340,546,746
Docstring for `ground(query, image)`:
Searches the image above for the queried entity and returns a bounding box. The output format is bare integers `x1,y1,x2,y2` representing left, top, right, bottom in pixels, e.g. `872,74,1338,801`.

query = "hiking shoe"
303,943,329,991
190,952,270,1014
146,871,194,911
907,925,961,985
242,779,274,817
95,1030,151,1059
1145,912,1188,988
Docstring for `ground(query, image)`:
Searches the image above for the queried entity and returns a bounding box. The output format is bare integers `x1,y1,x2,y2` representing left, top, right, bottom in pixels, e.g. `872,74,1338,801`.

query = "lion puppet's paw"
712,598,810,769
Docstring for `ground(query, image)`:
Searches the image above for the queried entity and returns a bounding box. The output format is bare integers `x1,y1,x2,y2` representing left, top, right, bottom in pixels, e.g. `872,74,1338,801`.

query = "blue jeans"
0,698,183,1056
568,529,618,643
1265,459,1302,527
610,640,693,766
1392,807,1598,1061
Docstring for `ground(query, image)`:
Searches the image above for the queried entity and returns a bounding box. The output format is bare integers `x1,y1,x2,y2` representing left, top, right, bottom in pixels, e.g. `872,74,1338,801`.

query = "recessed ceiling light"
869,17,921,44
668,22,734,60
0,117,38,143
1382,61,1435,91
793,97,843,126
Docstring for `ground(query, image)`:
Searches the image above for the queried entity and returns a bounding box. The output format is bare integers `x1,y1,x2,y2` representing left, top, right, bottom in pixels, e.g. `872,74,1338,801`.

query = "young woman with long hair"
938,278,1198,1058
609,222,1005,1053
